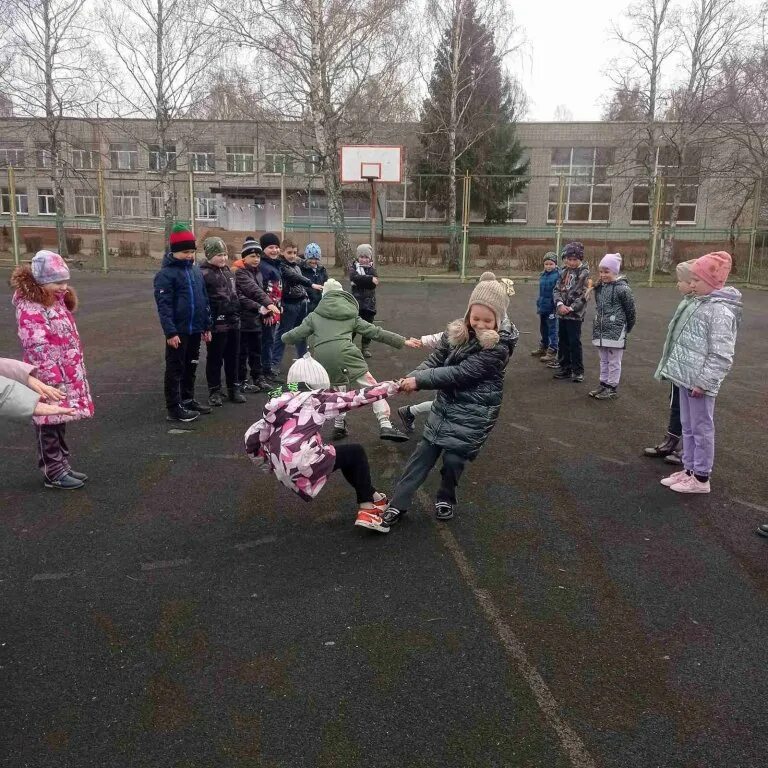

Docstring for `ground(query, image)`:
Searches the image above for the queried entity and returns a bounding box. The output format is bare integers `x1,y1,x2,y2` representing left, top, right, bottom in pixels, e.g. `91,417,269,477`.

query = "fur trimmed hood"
446,319,500,349
10,265,78,310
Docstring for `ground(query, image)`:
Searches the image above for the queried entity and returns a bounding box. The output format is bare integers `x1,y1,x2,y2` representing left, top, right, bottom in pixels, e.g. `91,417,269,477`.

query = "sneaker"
547,361,562,369
264,370,283,384
397,405,416,434
663,449,683,466
661,470,689,487
644,434,680,458
756,524,768,538
572,374,585,383
228,387,247,404
332,425,348,441
553,369,572,380
183,399,212,415
373,494,389,512
44,473,85,490
354,509,390,532
594,387,618,400
67,469,88,482
589,384,607,398
540,350,557,363
379,425,409,442
253,376,271,391
530,347,547,357
208,390,224,407
241,382,261,393
670,475,710,494
435,502,454,520
167,405,199,422
380,507,406,527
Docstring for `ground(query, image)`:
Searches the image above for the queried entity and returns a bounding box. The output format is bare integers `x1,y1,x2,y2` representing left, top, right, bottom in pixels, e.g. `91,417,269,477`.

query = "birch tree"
0,0,99,258
211,0,414,265
97,0,220,240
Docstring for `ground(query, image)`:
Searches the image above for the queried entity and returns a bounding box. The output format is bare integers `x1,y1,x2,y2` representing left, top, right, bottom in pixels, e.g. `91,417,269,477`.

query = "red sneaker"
373,494,388,512
354,509,390,533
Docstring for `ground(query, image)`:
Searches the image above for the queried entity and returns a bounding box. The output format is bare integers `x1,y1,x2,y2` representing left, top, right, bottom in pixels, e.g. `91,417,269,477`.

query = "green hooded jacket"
281,290,405,385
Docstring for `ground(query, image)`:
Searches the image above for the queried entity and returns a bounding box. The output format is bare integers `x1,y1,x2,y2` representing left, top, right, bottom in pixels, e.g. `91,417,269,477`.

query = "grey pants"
390,439,468,510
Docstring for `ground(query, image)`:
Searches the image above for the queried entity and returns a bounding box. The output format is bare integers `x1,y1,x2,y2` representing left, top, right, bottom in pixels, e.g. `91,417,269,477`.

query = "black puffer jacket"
280,258,313,303
412,320,512,460
348,261,377,313
199,262,240,332
236,263,272,331
591,276,637,348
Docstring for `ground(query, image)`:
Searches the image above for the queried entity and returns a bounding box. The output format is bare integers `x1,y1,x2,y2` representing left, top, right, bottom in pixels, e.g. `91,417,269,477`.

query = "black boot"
228,386,247,404
208,387,223,407
643,433,680,458
183,398,212,415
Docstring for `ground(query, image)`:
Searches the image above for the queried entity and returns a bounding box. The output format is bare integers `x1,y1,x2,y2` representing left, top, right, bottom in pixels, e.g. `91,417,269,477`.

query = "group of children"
3,233,754,533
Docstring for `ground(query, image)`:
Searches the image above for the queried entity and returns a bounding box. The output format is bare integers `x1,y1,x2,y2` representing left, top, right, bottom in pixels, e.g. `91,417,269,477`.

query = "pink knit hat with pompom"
690,251,731,291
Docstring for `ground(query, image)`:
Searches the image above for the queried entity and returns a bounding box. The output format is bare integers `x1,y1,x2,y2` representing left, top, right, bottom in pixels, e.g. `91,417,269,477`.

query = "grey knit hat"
465,273,509,328
356,244,374,261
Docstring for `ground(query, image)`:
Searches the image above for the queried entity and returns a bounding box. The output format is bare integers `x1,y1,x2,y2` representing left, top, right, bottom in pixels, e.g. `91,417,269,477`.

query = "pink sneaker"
661,470,688,487
670,475,711,494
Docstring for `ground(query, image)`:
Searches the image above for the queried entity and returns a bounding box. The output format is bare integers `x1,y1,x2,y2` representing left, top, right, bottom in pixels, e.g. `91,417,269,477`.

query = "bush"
66,236,82,255
24,236,43,254
118,241,137,259
139,241,150,259
91,239,103,258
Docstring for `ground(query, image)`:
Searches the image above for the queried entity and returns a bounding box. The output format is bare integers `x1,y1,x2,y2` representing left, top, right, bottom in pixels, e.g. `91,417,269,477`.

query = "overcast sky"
513,0,629,122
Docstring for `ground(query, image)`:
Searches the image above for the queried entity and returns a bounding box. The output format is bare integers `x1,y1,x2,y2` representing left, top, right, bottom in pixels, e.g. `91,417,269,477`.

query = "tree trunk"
52,140,68,259
660,179,683,272
445,0,463,272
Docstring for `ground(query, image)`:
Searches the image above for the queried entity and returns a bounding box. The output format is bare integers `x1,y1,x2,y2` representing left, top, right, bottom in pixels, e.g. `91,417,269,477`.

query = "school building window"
226,146,254,174
149,190,177,219
506,188,528,223
148,144,177,172
0,142,25,168
74,189,98,217
113,190,140,218
190,145,215,173
110,143,139,171
36,144,53,169
631,146,700,224
548,147,614,223
304,152,320,175
195,194,217,220
264,150,294,175
0,186,28,215
385,175,445,221
71,146,99,170
37,188,56,215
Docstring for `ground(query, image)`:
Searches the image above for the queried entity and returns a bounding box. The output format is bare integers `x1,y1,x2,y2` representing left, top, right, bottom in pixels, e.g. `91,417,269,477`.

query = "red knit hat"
690,251,731,291
169,222,196,253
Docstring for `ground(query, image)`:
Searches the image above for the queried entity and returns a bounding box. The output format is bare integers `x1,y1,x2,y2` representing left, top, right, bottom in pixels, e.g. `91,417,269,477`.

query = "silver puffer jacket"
654,287,742,396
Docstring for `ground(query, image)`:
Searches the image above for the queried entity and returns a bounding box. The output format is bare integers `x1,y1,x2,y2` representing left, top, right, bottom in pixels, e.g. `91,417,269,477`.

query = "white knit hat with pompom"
287,353,331,390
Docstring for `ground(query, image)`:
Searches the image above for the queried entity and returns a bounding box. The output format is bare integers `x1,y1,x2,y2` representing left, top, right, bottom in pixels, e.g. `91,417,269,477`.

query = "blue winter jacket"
536,269,560,315
153,253,212,338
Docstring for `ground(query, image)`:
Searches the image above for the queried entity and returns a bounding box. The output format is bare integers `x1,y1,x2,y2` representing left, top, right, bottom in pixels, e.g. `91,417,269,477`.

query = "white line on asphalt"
140,558,191,571
234,536,278,551
508,423,533,432
419,489,598,768
596,456,629,466
731,498,768,514
549,438,575,448
31,571,83,582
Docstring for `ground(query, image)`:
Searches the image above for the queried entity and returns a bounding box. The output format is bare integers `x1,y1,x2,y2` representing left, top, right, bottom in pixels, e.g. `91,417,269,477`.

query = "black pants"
206,328,240,391
164,333,201,409
357,309,376,350
35,423,70,480
668,384,682,438
558,319,583,375
332,443,375,504
390,439,467,510
239,329,263,384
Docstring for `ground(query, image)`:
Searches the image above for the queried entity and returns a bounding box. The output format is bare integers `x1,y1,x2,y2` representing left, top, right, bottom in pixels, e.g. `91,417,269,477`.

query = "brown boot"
643,433,680,458
540,348,557,363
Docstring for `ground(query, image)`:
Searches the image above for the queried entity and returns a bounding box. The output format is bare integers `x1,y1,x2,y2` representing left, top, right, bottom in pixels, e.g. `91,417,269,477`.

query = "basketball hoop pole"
364,176,378,256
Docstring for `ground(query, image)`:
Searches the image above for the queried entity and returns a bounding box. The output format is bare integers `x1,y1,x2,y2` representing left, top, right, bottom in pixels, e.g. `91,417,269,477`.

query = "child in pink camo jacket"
244,353,399,532
11,250,93,490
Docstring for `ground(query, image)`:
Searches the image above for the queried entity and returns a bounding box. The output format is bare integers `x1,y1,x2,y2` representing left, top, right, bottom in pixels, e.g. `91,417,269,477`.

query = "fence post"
460,170,471,282
280,167,286,241
648,176,663,287
97,166,109,273
555,174,565,257
7,166,20,266
187,168,195,235
747,176,762,285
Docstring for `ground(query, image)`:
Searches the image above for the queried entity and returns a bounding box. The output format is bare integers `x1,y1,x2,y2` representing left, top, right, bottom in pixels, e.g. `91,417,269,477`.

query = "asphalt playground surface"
1,270,767,768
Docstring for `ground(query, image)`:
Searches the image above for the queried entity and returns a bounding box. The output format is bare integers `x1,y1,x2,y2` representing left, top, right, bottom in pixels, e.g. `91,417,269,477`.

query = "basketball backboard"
340,145,403,184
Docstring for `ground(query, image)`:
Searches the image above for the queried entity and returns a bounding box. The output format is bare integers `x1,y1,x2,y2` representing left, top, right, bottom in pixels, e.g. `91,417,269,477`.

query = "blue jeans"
274,300,308,365
539,313,558,350
261,322,279,373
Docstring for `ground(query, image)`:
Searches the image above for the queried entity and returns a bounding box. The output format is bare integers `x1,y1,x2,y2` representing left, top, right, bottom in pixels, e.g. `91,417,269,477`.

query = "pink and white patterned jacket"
12,285,94,426
244,381,399,501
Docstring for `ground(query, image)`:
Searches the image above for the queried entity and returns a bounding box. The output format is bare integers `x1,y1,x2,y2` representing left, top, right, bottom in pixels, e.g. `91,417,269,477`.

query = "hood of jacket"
10,265,78,310
699,286,743,323
314,290,360,321
161,251,196,269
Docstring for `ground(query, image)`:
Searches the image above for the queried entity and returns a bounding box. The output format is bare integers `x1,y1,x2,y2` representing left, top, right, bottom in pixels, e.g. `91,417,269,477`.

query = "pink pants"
598,347,624,387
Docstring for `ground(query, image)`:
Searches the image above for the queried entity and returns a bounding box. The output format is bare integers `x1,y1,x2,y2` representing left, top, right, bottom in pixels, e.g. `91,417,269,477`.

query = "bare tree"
552,104,574,121
97,0,220,240
602,82,646,120
0,0,100,258
211,0,415,265
187,68,270,121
